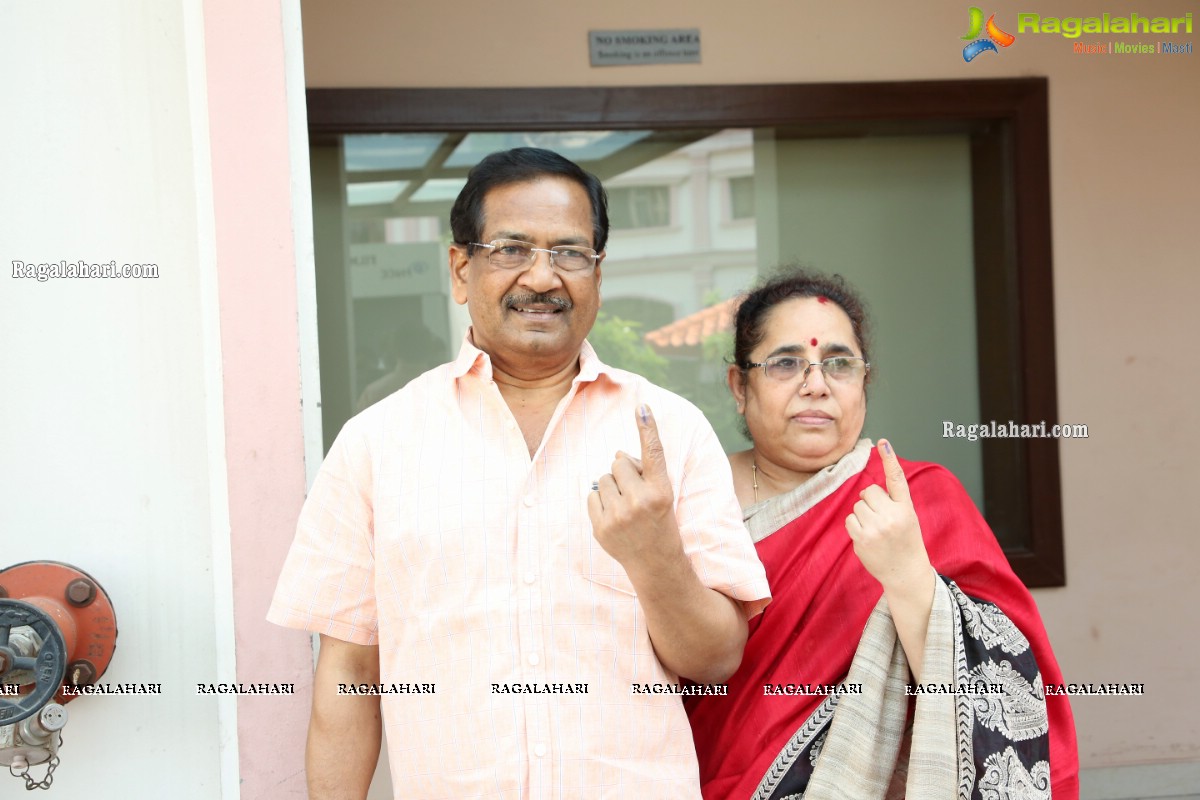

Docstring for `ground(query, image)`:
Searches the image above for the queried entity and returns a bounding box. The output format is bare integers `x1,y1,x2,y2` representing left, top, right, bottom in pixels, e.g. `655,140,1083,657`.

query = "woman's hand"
845,439,932,592
846,439,937,679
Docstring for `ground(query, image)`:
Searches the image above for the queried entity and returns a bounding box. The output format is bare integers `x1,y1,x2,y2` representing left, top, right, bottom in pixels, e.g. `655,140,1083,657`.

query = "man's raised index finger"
636,404,668,482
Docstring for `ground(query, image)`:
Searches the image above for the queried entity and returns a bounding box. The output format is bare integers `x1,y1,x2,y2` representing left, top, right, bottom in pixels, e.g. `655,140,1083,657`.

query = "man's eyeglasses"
468,239,600,273
741,355,870,384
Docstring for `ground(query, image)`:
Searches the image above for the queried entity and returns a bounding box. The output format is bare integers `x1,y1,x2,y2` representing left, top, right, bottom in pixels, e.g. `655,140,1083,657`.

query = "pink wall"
204,2,312,796
298,0,1200,770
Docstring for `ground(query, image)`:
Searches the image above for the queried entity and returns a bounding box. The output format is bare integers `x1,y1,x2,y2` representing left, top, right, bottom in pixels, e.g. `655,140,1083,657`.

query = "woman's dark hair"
733,266,873,378
449,147,610,253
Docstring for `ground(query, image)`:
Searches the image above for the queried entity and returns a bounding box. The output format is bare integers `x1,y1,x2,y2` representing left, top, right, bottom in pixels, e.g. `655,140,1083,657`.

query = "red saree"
686,442,1079,799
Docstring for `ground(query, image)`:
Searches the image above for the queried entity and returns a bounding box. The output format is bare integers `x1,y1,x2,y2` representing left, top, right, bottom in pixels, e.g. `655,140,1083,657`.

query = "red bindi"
810,338,818,347
817,296,828,304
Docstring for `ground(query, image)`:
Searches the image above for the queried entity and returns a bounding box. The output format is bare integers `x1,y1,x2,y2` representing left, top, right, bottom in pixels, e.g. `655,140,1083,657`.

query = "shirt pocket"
572,524,638,597
567,431,647,597
573,546,633,597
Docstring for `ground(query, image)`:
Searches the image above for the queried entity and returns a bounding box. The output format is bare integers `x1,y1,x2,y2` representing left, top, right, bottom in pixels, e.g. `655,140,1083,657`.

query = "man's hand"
585,405,747,684
587,404,685,569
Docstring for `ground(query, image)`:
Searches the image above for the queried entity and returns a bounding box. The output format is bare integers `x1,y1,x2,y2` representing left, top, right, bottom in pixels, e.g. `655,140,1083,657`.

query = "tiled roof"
643,297,737,353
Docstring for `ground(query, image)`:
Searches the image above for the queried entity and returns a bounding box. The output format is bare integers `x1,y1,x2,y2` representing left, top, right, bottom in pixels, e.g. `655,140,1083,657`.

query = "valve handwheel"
0,599,68,726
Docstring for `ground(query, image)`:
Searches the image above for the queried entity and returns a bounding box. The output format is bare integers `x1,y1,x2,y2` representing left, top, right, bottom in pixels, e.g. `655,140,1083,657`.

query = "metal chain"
7,734,62,791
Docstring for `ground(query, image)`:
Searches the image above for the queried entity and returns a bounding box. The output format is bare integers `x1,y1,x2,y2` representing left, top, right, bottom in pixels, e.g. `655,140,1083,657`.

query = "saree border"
751,695,839,800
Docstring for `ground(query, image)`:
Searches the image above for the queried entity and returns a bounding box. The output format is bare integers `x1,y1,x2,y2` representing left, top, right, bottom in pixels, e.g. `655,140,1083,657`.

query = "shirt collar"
450,328,630,388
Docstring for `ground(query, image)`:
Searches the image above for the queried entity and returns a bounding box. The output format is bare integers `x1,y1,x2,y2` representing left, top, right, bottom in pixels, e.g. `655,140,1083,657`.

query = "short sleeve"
266,418,379,645
672,406,771,620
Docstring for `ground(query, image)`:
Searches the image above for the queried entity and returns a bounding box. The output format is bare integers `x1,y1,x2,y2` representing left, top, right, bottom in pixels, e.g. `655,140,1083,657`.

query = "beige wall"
299,0,1200,769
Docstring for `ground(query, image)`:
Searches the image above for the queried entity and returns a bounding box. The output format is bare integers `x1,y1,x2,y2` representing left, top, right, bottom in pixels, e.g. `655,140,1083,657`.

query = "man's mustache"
504,293,573,311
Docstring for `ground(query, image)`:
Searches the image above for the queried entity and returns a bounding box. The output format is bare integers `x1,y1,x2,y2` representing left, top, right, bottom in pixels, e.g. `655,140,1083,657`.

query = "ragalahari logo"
962,7,1016,61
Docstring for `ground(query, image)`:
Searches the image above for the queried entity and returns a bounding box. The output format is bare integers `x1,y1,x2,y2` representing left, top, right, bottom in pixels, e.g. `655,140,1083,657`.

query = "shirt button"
523,572,536,585
527,653,540,666
534,744,547,758
523,495,534,507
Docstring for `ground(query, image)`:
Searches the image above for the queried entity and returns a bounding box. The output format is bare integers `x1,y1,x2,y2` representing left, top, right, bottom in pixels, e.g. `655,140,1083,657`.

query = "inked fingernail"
638,404,650,425
880,440,892,455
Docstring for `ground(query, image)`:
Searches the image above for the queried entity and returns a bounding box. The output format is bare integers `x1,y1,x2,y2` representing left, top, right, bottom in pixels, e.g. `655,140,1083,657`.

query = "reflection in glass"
408,178,467,203
347,181,410,206
344,133,446,172
311,127,985,511
444,131,652,167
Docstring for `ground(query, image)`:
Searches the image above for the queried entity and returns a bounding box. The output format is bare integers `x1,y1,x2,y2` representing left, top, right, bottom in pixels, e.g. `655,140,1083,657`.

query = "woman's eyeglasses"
742,355,870,384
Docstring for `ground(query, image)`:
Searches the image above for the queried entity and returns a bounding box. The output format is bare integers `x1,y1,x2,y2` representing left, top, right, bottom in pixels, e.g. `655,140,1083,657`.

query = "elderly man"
269,147,770,799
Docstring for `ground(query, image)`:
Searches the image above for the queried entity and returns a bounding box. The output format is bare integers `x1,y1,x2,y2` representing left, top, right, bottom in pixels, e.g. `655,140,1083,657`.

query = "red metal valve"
0,562,118,705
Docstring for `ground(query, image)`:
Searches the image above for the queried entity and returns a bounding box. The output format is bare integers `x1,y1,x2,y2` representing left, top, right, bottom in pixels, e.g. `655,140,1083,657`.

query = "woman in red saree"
686,269,1078,799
